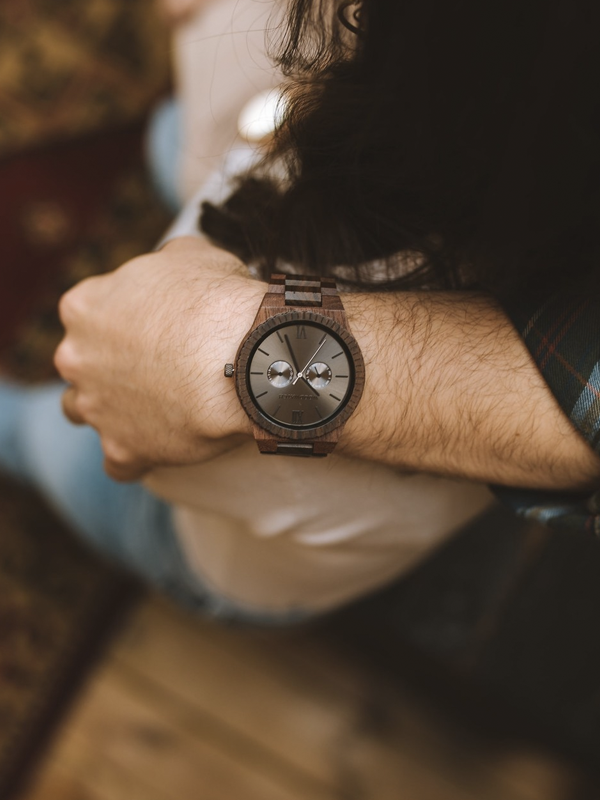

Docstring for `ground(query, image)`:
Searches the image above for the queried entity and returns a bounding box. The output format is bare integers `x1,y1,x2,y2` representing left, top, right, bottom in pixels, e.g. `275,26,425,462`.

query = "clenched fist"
55,237,264,481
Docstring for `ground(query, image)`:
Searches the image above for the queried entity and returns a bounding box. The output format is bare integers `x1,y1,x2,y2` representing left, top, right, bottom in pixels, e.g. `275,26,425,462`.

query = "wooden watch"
224,274,365,457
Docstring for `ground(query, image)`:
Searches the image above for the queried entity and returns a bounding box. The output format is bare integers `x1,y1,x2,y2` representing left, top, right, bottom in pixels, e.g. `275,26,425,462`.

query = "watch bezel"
235,310,365,440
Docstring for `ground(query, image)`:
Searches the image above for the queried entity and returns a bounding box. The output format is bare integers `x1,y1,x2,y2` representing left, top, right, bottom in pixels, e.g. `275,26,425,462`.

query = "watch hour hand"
284,334,301,374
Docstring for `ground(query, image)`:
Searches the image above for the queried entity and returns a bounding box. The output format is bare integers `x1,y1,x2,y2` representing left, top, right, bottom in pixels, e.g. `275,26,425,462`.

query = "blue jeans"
0,380,300,624
145,96,182,213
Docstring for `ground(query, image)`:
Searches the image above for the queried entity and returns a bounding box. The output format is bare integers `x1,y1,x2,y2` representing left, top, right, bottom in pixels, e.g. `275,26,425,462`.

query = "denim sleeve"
492,293,600,535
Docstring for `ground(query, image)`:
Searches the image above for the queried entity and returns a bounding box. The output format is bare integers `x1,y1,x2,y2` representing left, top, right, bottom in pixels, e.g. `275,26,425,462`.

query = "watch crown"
224,363,235,378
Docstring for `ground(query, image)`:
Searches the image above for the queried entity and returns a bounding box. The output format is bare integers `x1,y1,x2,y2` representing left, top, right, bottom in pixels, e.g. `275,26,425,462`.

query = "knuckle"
104,460,128,482
102,439,132,468
103,454,142,483
58,287,82,326
62,390,87,424
72,392,93,420
58,276,98,325
53,340,78,380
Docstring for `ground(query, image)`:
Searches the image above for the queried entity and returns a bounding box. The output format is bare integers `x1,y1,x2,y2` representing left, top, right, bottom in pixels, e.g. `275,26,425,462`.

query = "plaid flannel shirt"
494,293,600,535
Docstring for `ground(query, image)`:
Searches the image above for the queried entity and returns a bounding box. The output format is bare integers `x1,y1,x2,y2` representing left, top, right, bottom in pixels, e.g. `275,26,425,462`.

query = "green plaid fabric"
494,294,600,534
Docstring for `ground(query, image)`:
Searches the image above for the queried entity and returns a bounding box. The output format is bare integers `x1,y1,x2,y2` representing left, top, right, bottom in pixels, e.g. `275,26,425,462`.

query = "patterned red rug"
0,123,173,798
0,127,156,348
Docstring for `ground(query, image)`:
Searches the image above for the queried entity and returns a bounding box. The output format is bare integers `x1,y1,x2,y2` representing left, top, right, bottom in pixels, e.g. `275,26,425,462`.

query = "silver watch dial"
248,322,353,429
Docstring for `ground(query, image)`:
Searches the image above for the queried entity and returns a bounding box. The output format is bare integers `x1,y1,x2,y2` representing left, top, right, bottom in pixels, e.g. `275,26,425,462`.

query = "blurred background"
1,2,600,799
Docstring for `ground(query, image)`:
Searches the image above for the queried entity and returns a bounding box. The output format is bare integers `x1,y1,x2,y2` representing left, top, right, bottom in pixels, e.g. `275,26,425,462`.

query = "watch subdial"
267,360,293,388
306,362,332,389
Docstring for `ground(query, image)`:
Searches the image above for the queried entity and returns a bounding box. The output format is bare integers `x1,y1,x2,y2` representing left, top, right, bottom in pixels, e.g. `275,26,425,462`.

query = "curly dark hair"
200,0,600,302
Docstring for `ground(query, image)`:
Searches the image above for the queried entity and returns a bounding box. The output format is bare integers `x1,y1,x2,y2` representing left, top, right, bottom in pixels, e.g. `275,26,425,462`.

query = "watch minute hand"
292,337,327,385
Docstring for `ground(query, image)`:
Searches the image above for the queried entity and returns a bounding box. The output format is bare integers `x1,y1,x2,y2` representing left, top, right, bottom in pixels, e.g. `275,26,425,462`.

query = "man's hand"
55,238,262,481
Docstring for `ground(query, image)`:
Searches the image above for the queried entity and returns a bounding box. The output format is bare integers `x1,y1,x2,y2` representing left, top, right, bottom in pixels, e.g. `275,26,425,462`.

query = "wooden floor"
18,593,584,800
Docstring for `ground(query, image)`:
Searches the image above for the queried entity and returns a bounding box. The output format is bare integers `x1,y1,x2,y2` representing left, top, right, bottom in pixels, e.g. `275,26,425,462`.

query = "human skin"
156,0,215,25
171,0,284,203
56,236,600,489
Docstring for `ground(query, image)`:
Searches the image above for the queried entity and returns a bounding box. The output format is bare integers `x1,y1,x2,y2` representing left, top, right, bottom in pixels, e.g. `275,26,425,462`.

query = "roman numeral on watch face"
292,410,304,425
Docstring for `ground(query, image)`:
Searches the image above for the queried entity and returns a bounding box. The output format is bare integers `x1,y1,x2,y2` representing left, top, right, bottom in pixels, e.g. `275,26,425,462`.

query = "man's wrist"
335,291,410,463
206,275,266,443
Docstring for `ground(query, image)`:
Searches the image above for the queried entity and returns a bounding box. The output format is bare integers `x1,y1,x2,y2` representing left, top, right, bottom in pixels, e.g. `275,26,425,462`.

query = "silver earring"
337,0,364,36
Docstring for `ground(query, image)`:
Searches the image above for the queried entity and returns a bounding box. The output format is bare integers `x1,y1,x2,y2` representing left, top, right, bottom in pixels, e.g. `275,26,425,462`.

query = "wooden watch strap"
263,274,344,311
256,439,337,457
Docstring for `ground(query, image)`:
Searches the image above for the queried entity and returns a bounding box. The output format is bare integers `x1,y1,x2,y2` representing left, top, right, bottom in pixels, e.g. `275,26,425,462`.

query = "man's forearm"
55,236,600,489
337,291,600,491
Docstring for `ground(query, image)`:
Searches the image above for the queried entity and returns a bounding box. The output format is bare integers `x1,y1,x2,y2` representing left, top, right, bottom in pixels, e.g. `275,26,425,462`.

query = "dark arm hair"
200,0,600,303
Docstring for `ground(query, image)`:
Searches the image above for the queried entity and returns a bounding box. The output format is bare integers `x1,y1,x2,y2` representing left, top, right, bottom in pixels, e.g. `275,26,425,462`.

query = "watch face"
236,312,363,437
